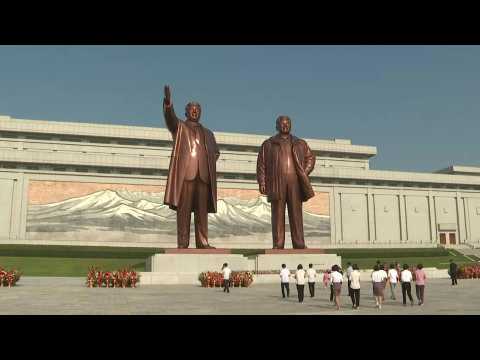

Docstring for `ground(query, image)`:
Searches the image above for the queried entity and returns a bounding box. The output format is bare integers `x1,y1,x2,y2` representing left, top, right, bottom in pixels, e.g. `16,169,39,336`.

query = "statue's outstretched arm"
163,85,179,134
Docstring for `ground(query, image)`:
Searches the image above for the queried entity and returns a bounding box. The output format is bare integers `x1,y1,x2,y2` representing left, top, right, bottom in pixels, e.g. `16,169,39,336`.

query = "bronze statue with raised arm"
162,85,220,249
257,116,316,249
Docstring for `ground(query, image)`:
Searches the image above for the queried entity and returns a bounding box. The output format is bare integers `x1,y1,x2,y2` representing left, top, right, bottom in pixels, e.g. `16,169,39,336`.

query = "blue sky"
0,45,478,172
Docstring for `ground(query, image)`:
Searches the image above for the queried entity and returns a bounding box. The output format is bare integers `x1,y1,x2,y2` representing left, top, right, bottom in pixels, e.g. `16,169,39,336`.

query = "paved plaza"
1,277,479,315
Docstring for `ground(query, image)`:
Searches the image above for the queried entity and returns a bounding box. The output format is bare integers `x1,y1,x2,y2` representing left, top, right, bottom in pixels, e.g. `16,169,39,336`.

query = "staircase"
451,246,480,262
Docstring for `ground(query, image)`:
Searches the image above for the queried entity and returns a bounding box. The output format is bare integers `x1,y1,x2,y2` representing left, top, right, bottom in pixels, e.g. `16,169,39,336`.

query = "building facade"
1,114,480,249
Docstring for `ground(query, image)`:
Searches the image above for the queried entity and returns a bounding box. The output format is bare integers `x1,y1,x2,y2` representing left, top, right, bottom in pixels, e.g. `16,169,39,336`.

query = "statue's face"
277,117,291,135
186,104,201,122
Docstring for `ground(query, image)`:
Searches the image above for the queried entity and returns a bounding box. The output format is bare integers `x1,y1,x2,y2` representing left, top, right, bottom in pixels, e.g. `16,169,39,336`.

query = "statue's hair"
185,102,202,112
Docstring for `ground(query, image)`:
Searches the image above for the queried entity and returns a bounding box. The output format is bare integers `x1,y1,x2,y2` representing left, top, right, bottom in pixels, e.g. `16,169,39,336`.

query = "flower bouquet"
104,271,113,288
86,266,97,288
0,267,22,287
240,271,254,287
96,270,103,288
0,269,6,287
130,270,138,288
458,264,480,279
86,266,140,288
198,271,254,288
231,272,241,287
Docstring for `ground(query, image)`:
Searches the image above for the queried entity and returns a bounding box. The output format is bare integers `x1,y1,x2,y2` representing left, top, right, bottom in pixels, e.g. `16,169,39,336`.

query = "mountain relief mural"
26,181,330,245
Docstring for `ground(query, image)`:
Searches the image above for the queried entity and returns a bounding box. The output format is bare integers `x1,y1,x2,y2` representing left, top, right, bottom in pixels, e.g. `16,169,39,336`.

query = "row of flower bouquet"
457,264,480,279
86,266,140,288
198,271,254,288
0,267,21,287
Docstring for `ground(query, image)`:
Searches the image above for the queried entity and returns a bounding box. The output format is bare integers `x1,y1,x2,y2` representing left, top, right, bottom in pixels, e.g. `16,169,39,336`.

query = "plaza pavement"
1,277,479,315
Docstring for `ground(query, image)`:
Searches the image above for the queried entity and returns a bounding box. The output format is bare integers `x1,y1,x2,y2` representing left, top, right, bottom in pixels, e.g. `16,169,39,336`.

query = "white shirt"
388,269,399,283
346,266,353,278
280,268,290,283
307,268,316,282
222,267,231,280
349,270,361,289
331,271,343,283
401,269,413,282
295,269,306,285
371,270,387,283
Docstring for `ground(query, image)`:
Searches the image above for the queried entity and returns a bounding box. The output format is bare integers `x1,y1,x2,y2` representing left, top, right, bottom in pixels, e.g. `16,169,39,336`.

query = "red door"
449,233,456,245
439,233,446,245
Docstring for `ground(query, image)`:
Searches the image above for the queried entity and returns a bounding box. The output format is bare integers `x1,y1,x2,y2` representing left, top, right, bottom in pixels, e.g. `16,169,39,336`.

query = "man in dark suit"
449,259,458,286
163,85,220,248
256,116,316,249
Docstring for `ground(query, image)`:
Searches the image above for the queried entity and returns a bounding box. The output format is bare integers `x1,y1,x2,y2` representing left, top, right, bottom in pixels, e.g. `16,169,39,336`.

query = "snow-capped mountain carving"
27,189,329,237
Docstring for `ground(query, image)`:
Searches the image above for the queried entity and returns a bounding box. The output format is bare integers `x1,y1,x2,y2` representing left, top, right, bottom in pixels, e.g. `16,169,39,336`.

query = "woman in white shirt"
295,264,306,303
371,264,388,309
330,264,343,310
349,264,361,310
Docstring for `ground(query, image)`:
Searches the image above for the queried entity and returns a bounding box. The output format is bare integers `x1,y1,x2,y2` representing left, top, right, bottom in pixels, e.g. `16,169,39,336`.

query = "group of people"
279,260,441,311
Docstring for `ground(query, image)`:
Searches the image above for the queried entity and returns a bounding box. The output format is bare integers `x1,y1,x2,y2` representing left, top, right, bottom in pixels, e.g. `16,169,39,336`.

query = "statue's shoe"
198,245,216,249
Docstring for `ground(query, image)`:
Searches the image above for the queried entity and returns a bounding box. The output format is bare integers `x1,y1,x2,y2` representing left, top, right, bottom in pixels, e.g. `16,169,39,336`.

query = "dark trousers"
401,282,413,304
271,174,305,249
416,284,425,303
176,177,210,248
451,276,458,285
281,282,290,298
347,280,352,296
296,284,305,303
308,282,315,297
223,279,230,293
350,288,360,307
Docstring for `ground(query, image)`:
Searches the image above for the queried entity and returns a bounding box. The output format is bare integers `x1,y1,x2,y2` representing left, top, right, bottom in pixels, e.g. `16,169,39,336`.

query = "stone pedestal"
142,252,253,285
256,253,341,272
140,249,342,285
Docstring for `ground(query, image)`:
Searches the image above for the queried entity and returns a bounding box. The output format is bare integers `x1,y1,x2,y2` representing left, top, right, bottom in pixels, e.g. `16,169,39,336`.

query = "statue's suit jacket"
163,103,220,213
257,134,315,202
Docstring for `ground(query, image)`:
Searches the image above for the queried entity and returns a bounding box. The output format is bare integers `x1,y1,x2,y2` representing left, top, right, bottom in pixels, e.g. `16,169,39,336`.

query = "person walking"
400,263,414,306
295,264,306,303
279,264,291,298
346,262,353,300
331,264,343,310
387,263,399,300
221,263,231,293
349,264,361,310
373,260,381,296
371,265,388,309
307,263,317,297
415,264,427,306
449,259,458,286
323,269,331,289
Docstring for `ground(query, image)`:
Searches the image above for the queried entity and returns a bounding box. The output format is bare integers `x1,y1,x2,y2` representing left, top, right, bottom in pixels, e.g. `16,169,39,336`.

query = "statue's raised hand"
164,85,171,106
